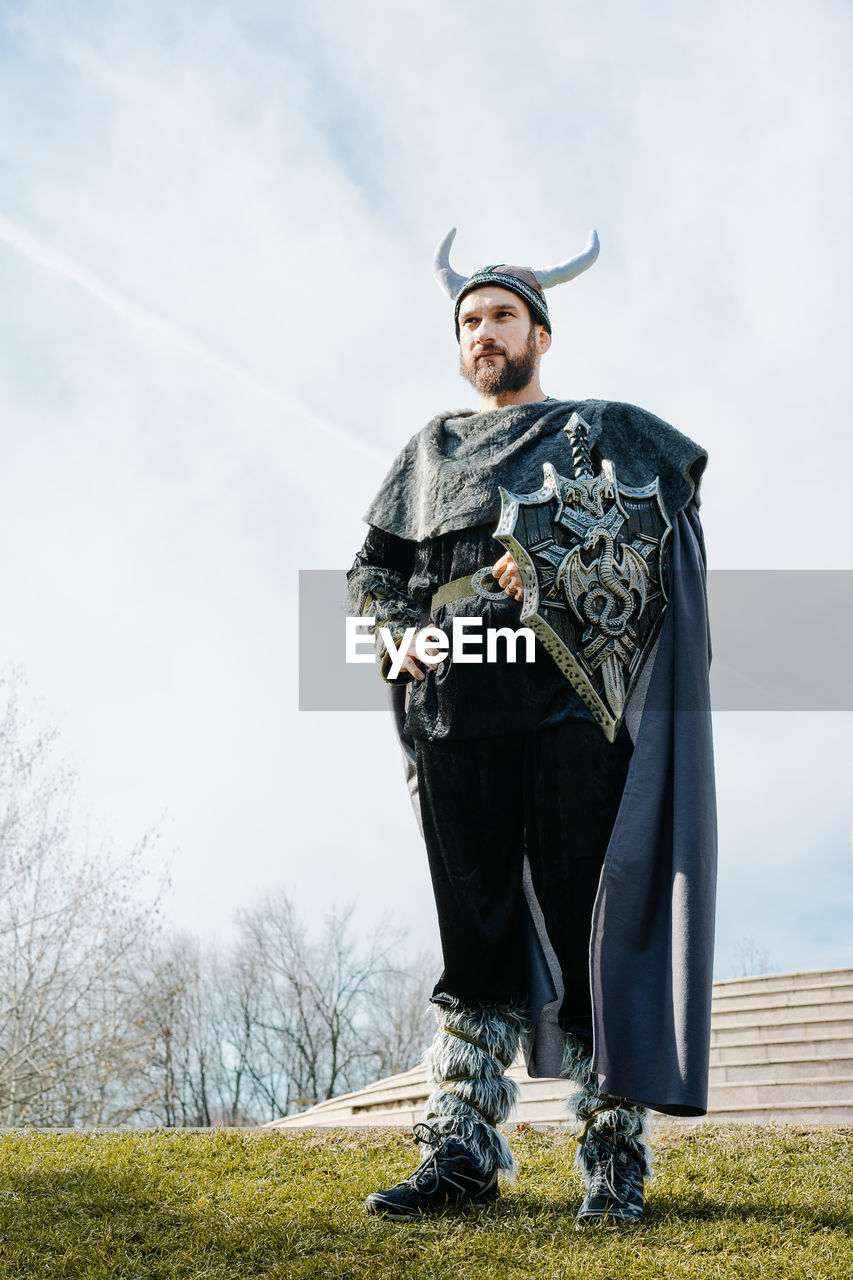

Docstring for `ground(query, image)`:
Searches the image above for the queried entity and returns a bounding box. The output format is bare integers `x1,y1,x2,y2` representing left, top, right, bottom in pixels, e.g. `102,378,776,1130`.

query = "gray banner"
299,570,853,712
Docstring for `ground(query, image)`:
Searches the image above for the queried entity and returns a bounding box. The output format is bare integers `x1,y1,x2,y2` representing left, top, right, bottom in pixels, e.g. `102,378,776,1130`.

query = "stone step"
712,984,853,1015
712,1000,853,1030
350,1090,426,1114
687,1100,853,1125
349,1080,428,1110
708,1076,853,1107
512,1098,570,1124
711,968,853,999
285,1077,576,1127
317,1064,423,1104
276,1074,853,1129
350,1073,569,1117
710,1054,853,1083
278,1045,853,1126
709,1032,853,1066
711,1015,853,1046
307,1106,423,1128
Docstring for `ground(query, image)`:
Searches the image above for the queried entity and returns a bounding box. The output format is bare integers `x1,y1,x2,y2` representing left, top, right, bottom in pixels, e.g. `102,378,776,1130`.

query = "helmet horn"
532,230,600,288
432,227,468,300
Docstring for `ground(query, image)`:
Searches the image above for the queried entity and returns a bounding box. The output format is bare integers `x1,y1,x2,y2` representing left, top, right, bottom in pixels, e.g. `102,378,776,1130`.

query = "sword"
565,411,594,477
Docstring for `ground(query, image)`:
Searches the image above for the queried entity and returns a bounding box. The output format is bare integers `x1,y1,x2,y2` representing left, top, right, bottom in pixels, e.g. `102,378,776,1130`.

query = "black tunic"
349,521,596,741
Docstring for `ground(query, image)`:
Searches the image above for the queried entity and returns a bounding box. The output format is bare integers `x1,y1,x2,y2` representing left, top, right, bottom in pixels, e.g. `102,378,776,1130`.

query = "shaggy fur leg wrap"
423,1001,529,1176
562,1031,653,1182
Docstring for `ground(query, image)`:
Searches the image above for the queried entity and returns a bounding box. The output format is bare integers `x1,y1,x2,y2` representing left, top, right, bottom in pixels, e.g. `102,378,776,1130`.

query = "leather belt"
431,567,507,612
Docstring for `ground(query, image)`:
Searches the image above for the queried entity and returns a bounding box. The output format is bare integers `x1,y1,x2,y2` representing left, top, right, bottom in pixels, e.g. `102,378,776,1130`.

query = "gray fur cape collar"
365,398,707,542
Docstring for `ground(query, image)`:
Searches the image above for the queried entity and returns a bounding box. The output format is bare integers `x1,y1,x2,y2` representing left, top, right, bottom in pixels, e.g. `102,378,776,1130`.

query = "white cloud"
0,0,850,963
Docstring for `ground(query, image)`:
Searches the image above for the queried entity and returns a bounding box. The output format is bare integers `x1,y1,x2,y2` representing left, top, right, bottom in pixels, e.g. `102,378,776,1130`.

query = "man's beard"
459,327,539,396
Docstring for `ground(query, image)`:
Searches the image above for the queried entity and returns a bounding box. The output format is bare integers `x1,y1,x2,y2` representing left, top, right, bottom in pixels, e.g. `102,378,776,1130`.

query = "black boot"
366,1001,528,1219
575,1125,646,1227
561,1032,650,1228
365,1123,499,1218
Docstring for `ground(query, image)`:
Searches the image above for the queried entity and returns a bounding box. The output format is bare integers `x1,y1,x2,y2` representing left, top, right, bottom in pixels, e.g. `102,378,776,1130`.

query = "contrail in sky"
0,212,385,463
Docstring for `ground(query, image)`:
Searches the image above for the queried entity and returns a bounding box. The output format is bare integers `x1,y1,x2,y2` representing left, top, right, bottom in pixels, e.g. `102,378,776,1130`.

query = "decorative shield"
493,413,672,742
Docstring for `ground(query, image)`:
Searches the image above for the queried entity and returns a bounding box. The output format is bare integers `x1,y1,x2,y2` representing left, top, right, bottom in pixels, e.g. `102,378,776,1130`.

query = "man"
347,229,716,1226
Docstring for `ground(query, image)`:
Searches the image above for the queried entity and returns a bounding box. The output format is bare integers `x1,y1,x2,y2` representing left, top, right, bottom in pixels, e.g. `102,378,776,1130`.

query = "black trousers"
416,718,633,1038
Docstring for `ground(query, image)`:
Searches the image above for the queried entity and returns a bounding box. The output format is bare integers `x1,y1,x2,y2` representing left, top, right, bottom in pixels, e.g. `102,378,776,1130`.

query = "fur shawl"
364,398,707,542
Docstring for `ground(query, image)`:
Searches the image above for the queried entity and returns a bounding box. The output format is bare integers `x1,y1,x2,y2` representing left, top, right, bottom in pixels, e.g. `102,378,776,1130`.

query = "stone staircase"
702,966,853,1124
268,967,853,1129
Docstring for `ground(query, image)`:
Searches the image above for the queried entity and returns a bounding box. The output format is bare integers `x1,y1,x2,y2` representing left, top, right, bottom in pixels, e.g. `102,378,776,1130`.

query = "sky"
0,0,850,980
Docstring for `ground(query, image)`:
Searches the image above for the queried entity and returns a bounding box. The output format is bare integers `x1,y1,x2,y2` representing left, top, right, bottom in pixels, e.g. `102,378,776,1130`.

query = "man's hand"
392,635,443,682
385,555,523,682
493,552,524,602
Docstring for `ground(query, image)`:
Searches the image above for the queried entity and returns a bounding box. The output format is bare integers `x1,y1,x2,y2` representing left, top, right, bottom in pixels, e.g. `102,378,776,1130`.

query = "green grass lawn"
0,1124,849,1278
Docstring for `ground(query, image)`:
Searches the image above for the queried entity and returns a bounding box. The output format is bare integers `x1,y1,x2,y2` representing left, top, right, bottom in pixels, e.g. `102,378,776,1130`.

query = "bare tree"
229,896,427,1116
362,948,437,1079
0,669,164,1126
128,935,209,1127
732,934,778,978
0,668,439,1127
157,937,268,1128
136,906,438,1126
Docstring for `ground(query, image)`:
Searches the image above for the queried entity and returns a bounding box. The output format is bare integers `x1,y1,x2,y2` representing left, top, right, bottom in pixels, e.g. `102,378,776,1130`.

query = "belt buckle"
471,566,507,601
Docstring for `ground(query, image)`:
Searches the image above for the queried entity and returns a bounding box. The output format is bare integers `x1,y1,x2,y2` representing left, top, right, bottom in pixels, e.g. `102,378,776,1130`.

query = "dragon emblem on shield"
492,412,672,741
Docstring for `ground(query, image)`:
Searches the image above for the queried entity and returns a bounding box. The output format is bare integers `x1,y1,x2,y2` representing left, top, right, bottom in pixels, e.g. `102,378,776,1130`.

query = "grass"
0,1124,849,1278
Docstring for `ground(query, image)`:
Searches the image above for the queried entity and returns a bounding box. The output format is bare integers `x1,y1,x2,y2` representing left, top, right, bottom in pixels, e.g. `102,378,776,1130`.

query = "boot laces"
588,1141,620,1199
404,1122,455,1191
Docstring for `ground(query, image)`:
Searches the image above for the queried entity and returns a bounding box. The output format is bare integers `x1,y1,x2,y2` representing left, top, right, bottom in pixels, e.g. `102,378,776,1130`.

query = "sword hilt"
565,411,594,477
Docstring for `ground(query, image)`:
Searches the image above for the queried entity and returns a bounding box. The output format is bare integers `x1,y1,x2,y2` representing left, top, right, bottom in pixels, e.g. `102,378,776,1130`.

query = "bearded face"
459,321,539,396
456,285,547,400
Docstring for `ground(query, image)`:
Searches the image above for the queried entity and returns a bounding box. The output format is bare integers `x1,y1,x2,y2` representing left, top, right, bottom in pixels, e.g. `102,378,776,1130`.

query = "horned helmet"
432,228,600,337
